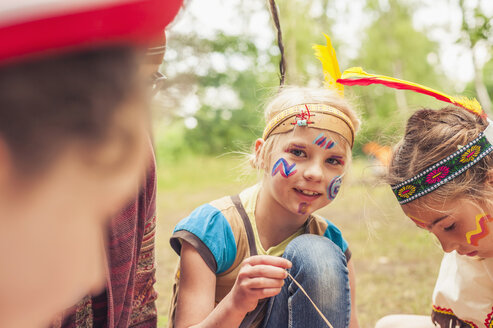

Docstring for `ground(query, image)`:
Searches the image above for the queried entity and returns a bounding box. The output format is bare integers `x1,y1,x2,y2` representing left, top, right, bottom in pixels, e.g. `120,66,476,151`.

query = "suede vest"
168,195,336,328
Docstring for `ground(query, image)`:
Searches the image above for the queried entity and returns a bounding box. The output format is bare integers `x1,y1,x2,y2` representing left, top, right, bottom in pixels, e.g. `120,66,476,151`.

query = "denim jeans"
261,234,351,328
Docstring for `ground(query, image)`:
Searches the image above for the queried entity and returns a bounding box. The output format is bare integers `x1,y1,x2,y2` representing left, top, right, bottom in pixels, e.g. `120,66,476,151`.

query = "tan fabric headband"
262,103,355,147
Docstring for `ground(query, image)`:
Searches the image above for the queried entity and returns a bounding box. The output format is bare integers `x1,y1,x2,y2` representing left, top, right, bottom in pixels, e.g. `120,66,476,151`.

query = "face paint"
271,158,297,178
313,133,337,149
466,213,493,246
298,202,309,215
408,215,427,229
327,175,342,200
332,155,346,166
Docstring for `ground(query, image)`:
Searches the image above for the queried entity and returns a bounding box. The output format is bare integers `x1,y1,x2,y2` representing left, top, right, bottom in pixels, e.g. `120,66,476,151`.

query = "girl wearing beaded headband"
168,35,361,328
338,68,493,328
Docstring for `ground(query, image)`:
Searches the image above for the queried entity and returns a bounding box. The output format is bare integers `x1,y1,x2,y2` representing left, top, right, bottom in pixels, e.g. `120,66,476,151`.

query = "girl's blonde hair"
387,107,493,207
251,85,360,170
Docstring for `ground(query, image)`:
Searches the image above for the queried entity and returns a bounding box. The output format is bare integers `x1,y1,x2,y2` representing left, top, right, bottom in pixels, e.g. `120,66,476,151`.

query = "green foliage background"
156,0,492,163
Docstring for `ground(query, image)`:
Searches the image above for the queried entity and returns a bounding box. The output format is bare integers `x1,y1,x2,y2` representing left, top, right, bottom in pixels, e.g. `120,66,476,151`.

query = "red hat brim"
0,0,183,64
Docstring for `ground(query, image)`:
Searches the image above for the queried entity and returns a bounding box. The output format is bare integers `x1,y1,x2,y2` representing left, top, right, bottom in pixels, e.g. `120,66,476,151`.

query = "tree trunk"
472,47,492,115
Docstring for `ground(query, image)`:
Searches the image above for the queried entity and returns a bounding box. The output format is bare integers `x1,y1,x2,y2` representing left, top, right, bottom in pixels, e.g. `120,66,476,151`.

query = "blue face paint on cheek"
272,158,297,178
327,175,342,200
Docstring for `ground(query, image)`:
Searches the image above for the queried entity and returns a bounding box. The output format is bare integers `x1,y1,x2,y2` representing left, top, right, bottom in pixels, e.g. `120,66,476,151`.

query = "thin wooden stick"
267,0,286,86
286,271,335,328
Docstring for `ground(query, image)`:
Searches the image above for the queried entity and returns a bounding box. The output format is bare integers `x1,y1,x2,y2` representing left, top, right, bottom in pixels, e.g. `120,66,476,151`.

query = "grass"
154,155,443,328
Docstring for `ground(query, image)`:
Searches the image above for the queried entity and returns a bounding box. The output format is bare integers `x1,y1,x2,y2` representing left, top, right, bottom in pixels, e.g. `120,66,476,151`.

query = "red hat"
0,0,183,64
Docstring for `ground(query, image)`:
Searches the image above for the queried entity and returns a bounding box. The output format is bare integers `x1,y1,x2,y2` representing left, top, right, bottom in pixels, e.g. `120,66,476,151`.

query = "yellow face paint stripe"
465,213,493,246
408,215,427,228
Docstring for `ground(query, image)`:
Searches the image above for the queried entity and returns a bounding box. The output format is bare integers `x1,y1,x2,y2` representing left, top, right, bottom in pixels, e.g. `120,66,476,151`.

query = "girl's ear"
252,138,265,169
255,138,264,153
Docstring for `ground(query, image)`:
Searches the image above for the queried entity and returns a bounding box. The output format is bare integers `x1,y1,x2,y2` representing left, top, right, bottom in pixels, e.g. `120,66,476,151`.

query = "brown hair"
387,107,493,206
0,45,146,176
252,85,360,170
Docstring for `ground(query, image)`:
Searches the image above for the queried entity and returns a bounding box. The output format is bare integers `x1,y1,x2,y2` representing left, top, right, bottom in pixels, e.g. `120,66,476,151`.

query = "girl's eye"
444,223,456,231
326,157,344,165
290,149,306,157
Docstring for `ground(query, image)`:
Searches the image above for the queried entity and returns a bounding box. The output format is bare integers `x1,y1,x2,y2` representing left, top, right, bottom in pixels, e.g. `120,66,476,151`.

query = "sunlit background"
153,0,493,326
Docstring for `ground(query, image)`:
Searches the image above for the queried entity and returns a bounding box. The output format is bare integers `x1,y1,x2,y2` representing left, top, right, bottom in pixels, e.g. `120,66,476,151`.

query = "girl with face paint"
337,68,493,328
168,85,361,328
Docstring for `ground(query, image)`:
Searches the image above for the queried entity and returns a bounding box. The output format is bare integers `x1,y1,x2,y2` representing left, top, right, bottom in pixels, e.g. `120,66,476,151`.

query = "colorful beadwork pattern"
291,104,314,127
392,132,493,204
432,305,478,328
485,306,493,328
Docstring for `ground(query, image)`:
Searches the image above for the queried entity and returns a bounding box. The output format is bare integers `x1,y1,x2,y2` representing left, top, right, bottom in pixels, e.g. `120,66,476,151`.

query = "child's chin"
477,250,493,259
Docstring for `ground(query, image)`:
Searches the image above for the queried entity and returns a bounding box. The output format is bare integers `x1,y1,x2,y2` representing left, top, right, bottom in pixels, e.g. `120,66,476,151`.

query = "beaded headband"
393,124,493,204
337,67,491,204
262,103,355,147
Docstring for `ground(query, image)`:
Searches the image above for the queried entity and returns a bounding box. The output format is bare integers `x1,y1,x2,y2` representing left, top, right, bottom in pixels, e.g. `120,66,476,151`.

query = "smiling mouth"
294,188,321,197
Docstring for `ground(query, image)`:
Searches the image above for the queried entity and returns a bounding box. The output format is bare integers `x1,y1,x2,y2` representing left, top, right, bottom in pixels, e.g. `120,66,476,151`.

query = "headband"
337,67,490,204
394,125,493,204
262,103,355,147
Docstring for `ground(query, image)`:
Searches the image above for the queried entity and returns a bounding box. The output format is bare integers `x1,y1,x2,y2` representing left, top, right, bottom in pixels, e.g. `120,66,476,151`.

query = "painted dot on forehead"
272,158,297,178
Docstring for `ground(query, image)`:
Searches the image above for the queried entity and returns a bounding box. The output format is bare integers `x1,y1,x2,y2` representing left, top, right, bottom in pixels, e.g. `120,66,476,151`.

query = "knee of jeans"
284,235,349,307
284,235,348,283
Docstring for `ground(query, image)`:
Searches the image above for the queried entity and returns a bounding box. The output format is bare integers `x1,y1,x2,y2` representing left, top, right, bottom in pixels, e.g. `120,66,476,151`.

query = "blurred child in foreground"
0,0,181,326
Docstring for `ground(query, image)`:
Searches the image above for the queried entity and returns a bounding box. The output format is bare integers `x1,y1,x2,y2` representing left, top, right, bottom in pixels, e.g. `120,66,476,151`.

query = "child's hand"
230,255,292,314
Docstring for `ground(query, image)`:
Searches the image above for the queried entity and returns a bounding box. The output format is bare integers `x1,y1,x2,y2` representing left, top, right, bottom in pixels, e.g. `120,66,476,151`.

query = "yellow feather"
450,96,484,118
313,34,344,97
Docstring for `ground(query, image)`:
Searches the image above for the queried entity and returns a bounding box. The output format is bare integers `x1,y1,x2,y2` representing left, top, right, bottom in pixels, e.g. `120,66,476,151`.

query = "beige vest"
168,195,336,328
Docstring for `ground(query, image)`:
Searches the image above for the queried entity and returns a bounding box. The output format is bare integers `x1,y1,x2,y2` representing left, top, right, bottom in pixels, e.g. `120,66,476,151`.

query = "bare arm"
175,241,291,328
348,259,360,328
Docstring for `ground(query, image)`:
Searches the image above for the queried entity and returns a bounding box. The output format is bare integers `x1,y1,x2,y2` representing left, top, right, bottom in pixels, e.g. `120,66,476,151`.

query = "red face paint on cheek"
466,213,493,246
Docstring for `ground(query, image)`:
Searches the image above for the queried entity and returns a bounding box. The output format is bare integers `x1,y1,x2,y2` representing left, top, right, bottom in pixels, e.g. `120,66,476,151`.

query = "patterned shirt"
52,145,158,328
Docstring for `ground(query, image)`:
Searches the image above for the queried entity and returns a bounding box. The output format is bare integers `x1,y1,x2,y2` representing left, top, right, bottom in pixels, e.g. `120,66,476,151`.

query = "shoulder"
307,214,351,260
170,196,240,274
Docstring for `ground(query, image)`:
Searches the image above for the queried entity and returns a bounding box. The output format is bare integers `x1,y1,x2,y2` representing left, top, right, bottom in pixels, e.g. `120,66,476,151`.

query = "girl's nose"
303,162,323,182
438,237,457,253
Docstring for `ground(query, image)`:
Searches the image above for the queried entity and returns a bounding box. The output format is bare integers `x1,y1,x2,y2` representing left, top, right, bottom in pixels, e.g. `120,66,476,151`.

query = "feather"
337,67,486,119
313,34,344,97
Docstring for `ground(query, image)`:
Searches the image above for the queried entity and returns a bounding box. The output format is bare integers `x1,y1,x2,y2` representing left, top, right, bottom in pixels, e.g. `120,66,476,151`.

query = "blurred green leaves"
155,0,493,163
